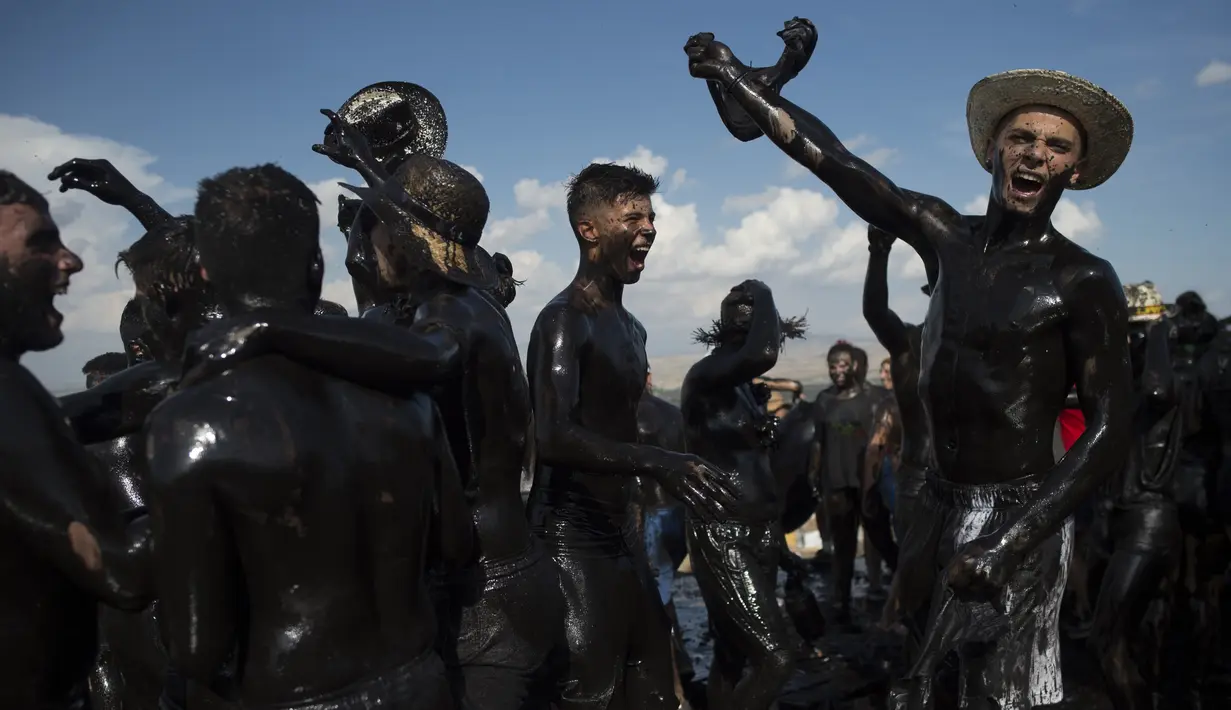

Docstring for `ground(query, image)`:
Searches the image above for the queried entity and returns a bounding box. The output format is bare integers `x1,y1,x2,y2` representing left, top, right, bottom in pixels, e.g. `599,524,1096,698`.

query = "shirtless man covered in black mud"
144,165,470,710
1088,284,1183,710
862,225,937,651
809,341,899,624
681,280,804,710
685,21,1134,708
0,170,152,709
62,217,228,710
526,162,738,710
315,109,566,710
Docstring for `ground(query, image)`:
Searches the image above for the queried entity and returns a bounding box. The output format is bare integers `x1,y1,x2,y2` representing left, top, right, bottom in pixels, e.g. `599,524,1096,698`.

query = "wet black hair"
827,340,858,362
693,314,808,348
490,251,524,307
565,163,659,237
115,217,199,309
194,164,320,306
83,352,128,376
0,171,48,211
314,299,349,317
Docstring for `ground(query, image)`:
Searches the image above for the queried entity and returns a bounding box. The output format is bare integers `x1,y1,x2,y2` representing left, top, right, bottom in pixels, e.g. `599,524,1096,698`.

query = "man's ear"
983,137,995,169
199,265,210,282
575,219,598,244
1067,162,1083,187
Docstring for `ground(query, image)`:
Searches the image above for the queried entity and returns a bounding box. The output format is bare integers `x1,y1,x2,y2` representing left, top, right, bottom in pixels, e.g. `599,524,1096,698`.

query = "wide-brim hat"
966,69,1133,190
325,81,448,166
1124,281,1166,322
344,157,499,292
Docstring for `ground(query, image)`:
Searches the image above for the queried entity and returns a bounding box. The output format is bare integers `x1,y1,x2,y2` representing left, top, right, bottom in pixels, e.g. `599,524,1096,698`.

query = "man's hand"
48,158,141,206
656,452,741,524
337,195,362,237
312,109,381,174
943,532,1016,609
685,33,748,85
179,317,272,390
868,225,896,253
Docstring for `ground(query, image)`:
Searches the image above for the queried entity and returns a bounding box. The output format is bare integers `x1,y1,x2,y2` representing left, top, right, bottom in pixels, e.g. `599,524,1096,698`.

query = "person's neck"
221,292,307,318
980,193,1058,251
572,258,622,308
0,336,21,363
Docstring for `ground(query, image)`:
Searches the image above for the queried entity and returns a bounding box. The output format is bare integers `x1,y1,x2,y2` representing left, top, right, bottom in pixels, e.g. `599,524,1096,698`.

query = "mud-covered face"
986,105,1083,216
579,195,656,285
829,351,855,388
0,204,82,355
719,285,754,334
880,361,893,389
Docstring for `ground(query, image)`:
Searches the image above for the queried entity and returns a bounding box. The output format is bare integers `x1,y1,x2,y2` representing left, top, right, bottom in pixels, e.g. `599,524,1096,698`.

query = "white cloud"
668,168,689,191
591,145,669,178
1196,60,1231,88
459,164,484,183
2,114,362,391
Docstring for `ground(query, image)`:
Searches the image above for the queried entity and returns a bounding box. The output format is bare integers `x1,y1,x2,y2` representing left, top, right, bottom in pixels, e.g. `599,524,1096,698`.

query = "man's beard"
0,257,63,356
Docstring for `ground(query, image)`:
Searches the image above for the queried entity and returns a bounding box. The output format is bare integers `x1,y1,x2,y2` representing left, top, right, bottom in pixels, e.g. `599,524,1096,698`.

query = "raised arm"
529,303,736,522
0,378,151,610
994,263,1133,564
59,361,176,444
48,158,176,232
684,280,781,391
684,28,955,256
862,227,910,355
179,307,462,396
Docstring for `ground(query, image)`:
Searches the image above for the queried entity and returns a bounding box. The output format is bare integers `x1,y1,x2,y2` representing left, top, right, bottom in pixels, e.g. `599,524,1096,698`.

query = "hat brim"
966,69,1133,190
407,220,500,292
329,81,448,165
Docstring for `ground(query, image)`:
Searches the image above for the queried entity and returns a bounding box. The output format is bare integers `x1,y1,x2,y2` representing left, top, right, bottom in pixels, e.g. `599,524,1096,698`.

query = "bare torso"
921,218,1116,484
364,286,534,564
528,295,648,543
148,356,450,705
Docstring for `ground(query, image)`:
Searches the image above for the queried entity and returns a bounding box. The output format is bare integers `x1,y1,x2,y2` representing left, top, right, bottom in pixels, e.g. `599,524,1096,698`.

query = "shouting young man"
0,170,152,709
526,162,738,709
686,19,1134,708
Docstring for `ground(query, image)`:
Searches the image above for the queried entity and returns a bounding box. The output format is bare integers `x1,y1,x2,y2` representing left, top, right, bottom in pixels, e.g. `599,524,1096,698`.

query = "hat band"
1131,304,1165,317
387,184,482,249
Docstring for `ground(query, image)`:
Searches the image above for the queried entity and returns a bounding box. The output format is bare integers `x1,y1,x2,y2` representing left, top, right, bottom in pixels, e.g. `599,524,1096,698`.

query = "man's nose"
59,248,83,275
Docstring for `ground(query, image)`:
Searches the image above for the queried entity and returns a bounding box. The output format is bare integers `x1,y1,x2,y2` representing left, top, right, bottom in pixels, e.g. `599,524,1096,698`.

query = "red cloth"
1058,409,1086,451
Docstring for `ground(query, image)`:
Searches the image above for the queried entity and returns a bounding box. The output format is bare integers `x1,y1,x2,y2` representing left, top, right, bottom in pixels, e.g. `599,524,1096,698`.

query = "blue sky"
3,0,1229,391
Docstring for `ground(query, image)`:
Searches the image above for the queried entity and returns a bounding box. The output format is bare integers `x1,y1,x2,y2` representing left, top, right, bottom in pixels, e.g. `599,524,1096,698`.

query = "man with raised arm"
862,225,938,651
526,162,738,709
685,19,1134,708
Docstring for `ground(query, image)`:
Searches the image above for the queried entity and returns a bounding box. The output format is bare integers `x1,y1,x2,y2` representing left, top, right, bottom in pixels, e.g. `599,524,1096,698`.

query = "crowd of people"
1,15,1228,710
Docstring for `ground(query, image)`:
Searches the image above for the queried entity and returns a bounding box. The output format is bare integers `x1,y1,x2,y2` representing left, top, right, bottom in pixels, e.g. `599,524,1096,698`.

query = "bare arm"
998,263,1133,557
862,229,910,355
180,308,462,396
47,158,175,232
145,428,237,695
529,303,736,521
707,56,952,256
0,373,151,610
684,281,781,391
1141,318,1177,407
431,405,474,569
59,361,176,444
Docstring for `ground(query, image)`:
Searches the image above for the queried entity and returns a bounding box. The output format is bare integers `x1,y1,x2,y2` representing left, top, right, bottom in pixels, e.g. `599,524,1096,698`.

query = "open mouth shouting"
1008,168,1046,200
628,238,652,274
48,278,69,328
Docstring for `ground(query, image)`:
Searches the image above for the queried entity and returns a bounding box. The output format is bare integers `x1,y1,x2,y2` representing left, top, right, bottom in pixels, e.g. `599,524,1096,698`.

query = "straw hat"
966,69,1133,190
1123,281,1166,323
345,154,498,291
324,81,448,167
